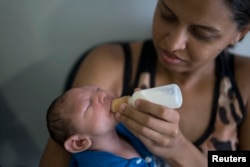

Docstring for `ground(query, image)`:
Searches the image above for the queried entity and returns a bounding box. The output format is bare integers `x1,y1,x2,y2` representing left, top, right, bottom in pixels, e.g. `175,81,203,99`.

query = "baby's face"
64,86,118,136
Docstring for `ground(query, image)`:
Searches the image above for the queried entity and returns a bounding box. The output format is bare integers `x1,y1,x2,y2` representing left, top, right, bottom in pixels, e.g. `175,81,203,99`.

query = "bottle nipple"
111,96,130,112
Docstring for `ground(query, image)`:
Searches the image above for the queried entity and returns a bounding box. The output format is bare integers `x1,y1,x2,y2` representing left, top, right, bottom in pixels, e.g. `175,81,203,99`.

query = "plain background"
0,0,249,166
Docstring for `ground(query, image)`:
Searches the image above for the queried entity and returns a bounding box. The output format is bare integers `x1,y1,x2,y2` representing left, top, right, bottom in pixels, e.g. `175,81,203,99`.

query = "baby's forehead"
68,86,96,94
61,87,90,108
64,87,85,98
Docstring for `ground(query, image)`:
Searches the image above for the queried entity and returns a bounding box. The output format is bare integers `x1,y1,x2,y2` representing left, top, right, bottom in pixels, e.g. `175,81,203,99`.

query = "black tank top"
120,39,245,155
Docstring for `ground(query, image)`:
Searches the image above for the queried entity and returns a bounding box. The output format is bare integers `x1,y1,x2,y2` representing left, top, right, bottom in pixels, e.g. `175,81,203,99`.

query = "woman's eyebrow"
160,0,221,33
195,25,221,33
160,0,175,14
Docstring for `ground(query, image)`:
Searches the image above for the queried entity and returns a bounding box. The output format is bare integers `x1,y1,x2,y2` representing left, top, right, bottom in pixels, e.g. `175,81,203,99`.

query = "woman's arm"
39,138,71,167
39,44,126,167
236,56,250,150
239,102,250,150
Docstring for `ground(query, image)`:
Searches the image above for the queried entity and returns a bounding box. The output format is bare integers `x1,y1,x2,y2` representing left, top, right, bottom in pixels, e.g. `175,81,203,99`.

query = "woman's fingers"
116,103,179,141
135,99,180,123
129,127,170,155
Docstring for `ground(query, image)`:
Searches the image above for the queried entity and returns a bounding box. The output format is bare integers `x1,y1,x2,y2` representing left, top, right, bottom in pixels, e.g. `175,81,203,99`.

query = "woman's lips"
160,50,184,65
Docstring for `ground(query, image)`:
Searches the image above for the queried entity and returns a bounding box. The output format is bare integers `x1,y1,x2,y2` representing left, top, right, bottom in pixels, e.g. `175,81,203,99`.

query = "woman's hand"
115,99,183,157
115,99,207,167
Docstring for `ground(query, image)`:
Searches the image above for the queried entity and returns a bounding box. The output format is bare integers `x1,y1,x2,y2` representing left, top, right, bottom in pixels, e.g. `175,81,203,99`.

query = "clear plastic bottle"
128,84,182,109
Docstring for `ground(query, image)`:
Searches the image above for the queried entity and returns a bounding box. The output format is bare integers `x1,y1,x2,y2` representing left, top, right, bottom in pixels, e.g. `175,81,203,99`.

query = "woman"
40,0,250,166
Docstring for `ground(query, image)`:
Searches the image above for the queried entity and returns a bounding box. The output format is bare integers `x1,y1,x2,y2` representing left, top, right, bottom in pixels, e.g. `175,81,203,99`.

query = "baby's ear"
64,135,92,153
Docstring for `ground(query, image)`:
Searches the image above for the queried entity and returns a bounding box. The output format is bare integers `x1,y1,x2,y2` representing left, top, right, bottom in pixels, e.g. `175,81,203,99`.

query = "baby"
46,85,155,167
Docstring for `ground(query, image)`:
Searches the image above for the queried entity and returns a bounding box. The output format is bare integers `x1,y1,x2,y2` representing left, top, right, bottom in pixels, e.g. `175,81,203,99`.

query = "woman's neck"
156,59,216,90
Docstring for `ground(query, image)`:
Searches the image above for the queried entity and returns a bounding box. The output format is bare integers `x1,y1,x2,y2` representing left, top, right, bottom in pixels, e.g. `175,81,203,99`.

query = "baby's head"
46,85,118,153
46,93,73,148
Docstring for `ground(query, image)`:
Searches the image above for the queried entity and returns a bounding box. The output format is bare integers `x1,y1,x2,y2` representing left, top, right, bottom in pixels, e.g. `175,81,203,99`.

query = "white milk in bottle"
128,84,182,109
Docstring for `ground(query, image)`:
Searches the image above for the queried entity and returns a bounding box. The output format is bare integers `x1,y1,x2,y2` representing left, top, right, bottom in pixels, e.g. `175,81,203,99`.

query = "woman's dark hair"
225,0,250,30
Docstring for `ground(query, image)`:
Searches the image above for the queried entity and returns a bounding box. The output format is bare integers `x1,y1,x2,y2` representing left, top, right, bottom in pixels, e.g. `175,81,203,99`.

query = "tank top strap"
120,42,134,96
221,51,246,117
133,39,157,89
194,55,221,147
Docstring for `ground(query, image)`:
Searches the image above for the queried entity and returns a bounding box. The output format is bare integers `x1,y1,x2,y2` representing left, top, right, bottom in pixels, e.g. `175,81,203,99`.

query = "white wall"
0,0,157,86
230,34,250,55
1,0,250,86
0,0,249,166
0,0,156,166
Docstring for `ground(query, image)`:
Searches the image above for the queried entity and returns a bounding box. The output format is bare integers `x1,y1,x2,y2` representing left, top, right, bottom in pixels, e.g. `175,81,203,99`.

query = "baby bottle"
111,84,183,112
128,84,182,109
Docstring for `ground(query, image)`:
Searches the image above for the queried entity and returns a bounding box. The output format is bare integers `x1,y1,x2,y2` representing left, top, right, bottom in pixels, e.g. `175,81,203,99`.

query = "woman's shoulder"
83,39,146,75
71,40,145,95
85,40,144,62
234,53,250,75
233,53,250,103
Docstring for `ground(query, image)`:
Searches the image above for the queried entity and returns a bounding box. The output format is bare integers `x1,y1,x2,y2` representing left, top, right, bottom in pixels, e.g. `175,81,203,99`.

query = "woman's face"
152,0,241,72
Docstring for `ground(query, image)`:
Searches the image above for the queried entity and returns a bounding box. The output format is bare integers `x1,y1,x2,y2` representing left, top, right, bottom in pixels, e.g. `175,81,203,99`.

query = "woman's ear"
64,135,92,153
230,24,250,45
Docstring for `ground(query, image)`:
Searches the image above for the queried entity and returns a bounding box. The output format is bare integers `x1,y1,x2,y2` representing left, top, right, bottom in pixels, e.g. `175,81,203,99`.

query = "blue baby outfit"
70,124,154,167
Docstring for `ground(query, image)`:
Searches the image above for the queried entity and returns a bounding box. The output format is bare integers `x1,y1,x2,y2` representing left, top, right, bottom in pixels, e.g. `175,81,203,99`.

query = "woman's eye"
159,5,177,23
195,33,214,41
192,29,215,41
161,13,177,22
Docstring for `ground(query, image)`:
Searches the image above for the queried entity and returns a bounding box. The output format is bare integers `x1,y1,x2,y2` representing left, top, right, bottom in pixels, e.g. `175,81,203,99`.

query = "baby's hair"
46,94,75,147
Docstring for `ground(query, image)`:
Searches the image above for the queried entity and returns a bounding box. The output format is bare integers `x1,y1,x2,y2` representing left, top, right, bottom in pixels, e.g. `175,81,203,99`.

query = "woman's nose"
165,27,187,52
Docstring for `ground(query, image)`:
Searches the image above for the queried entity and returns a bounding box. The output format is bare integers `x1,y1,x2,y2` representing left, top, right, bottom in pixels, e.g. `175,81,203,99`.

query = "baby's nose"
97,92,106,103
